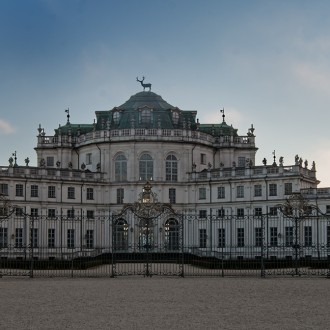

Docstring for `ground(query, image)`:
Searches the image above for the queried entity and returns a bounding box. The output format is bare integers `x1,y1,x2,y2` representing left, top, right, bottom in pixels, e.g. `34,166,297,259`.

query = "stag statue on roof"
136,76,152,91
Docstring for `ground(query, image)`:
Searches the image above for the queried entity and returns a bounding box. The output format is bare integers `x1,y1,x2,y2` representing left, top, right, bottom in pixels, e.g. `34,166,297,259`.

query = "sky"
1,0,330,186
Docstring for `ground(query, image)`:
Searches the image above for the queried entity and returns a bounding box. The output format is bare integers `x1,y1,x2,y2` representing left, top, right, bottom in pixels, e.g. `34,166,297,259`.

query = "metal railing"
1,212,330,278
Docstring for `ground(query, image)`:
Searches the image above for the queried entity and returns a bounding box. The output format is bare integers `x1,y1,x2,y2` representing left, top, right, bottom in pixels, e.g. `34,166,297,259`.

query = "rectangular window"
86,188,94,200
199,229,207,248
16,184,23,197
15,208,23,216
86,230,94,249
270,227,278,247
200,153,206,165
269,207,278,216
67,229,75,249
327,226,330,247
218,228,225,247
236,186,244,198
237,228,244,247
0,207,8,217
285,226,293,247
269,184,277,196
304,226,312,247
15,228,23,248
199,187,206,200
86,153,92,165
218,208,225,217
48,186,56,198
284,182,293,195
31,185,38,197
48,209,56,218
117,188,124,204
68,187,75,199
46,156,54,167
169,188,176,204
217,187,225,199
67,209,75,219
31,208,38,217
326,205,330,214
199,210,207,219
254,208,262,216
0,228,8,248
165,156,178,181
254,185,262,197
237,208,244,218
0,183,8,196
238,157,246,167
86,210,94,219
30,228,38,248
48,229,55,248
255,227,262,247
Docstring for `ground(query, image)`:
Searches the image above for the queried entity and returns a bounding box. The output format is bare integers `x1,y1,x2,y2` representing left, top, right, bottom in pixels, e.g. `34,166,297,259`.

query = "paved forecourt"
1,277,330,330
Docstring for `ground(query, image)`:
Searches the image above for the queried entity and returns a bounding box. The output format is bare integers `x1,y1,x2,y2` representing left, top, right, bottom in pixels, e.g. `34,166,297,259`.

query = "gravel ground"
0,277,330,330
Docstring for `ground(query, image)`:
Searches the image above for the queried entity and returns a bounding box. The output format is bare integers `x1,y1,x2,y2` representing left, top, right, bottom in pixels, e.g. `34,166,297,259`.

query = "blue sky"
1,0,330,186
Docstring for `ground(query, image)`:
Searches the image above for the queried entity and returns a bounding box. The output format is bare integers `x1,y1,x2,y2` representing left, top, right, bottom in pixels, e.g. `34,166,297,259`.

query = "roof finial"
220,108,225,123
65,108,70,124
272,150,277,166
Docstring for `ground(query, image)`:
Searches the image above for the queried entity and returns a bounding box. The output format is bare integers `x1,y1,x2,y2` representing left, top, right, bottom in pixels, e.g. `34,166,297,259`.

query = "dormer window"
140,107,152,124
113,111,120,125
172,111,179,125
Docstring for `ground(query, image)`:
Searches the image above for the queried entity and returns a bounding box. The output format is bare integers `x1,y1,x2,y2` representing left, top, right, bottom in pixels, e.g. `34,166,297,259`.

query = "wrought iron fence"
1,211,330,278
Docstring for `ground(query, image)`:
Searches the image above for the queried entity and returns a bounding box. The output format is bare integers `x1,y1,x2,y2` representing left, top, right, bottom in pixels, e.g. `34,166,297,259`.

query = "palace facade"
1,88,330,261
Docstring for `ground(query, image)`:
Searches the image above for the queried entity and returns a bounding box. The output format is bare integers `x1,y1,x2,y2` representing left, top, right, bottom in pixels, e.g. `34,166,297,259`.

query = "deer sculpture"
136,76,152,91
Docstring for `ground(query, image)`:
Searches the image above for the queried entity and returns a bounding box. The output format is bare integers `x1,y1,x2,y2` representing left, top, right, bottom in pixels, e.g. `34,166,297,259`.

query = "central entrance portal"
111,182,183,277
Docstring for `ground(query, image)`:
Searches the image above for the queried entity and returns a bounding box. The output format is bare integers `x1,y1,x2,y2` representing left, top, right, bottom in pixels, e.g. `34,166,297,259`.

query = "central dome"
119,91,175,111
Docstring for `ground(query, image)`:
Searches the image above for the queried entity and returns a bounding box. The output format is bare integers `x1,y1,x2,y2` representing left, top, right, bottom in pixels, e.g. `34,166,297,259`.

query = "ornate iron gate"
111,182,183,277
1,191,330,278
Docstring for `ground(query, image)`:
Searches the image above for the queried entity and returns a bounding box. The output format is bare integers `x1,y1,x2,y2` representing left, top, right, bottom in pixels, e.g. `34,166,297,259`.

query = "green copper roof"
55,90,244,135
199,121,238,136
55,123,94,135
95,91,197,130
119,91,175,110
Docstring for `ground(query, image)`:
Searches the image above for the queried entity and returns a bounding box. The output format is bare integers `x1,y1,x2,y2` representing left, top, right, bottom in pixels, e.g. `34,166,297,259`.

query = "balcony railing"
0,166,104,181
37,128,255,148
188,165,317,181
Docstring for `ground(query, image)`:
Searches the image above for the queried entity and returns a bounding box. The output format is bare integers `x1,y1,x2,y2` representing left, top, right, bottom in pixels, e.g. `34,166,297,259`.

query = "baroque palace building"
1,84,330,260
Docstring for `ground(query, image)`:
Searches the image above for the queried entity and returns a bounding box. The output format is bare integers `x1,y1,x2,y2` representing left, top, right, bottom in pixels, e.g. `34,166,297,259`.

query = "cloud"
0,118,16,134
293,62,330,95
295,37,330,56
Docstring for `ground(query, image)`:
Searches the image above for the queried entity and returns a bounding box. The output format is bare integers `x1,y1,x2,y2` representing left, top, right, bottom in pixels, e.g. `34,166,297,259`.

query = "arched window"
166,155,178,181
114,219,128,250
115,154,127,182
139,154,153,181
165,218,179,250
